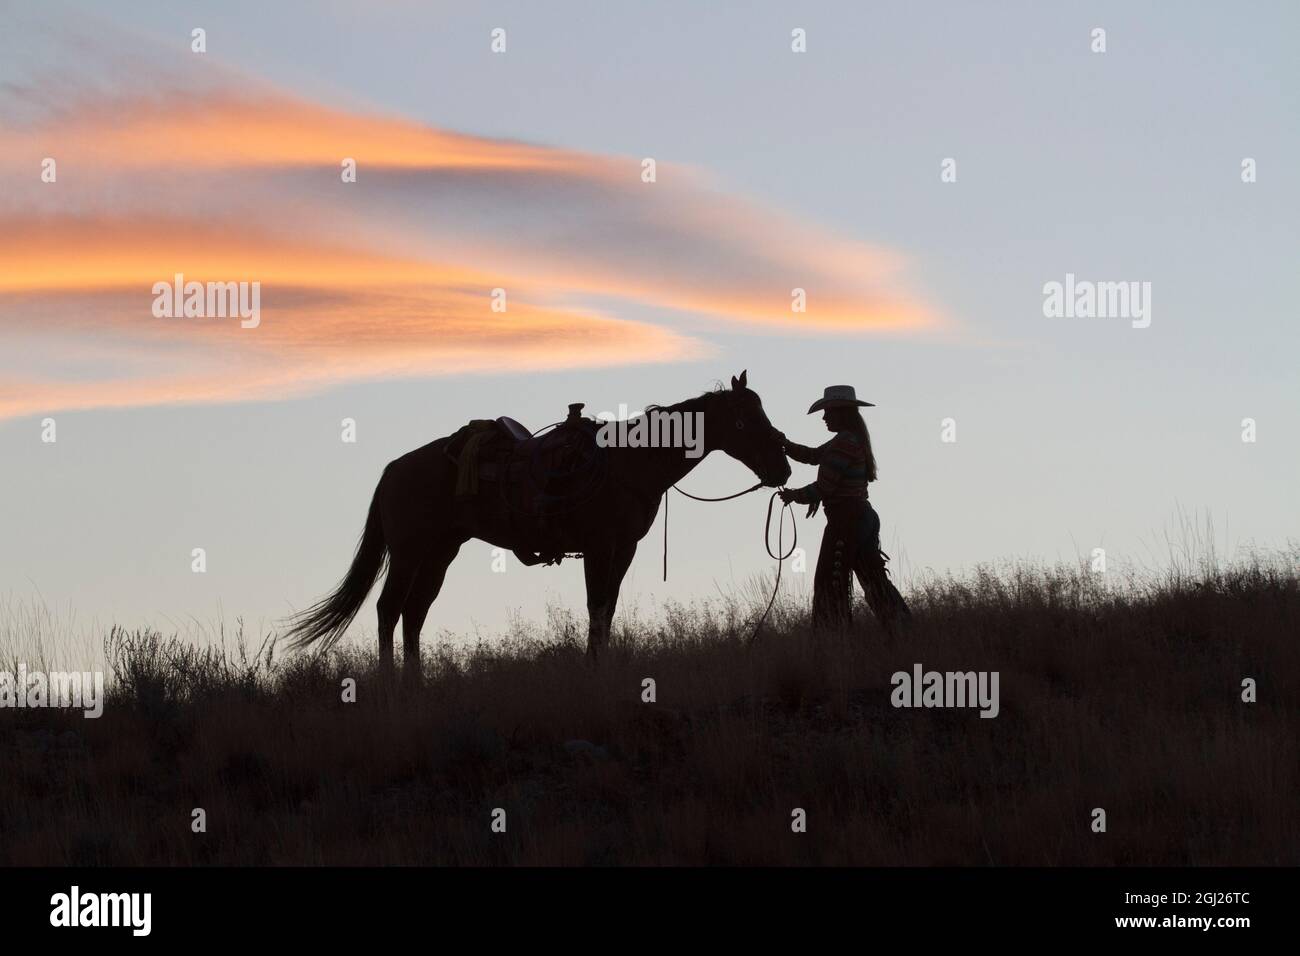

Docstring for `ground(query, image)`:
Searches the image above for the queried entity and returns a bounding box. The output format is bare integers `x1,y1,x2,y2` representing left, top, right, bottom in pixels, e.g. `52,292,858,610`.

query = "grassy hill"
1,553,1295,865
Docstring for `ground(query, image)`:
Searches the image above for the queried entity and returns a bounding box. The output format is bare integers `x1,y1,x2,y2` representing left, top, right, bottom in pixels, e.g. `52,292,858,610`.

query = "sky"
1,0,1297,654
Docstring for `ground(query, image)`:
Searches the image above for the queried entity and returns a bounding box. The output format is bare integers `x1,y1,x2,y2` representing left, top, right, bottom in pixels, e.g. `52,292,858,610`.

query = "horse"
284,371,791,673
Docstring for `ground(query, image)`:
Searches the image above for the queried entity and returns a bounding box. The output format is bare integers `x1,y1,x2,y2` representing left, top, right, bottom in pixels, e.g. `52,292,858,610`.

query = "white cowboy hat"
807,385,875,414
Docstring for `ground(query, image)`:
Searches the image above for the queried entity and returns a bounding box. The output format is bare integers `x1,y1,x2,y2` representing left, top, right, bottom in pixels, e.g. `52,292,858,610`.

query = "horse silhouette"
285,371,791,671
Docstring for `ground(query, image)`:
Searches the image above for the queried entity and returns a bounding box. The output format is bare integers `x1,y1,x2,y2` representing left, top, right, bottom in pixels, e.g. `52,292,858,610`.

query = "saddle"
445,404,607,515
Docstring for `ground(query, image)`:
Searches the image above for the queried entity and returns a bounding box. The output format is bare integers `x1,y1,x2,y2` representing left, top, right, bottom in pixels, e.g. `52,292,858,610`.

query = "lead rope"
661,483,796,645
749,490,797,644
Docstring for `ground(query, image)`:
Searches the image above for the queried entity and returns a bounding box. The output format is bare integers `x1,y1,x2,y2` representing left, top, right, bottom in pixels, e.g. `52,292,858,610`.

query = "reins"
662,482,797,644
670,482,764,503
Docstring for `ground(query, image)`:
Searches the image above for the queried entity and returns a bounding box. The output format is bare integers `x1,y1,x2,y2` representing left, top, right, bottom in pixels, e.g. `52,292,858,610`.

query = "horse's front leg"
584,539,636,662
583,543,613,661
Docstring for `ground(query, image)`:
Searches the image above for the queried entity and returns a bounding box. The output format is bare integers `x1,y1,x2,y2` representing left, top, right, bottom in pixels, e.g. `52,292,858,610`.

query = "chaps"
811,500,910,633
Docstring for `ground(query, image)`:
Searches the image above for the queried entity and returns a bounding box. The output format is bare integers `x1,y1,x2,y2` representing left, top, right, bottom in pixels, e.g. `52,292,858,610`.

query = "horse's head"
713,370,791,488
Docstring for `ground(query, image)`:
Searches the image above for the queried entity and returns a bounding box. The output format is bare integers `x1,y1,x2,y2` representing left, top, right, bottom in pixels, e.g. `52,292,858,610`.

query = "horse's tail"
284,481,388,652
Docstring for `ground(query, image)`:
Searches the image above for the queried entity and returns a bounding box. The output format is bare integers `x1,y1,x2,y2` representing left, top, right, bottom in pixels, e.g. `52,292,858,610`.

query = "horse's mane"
643,383,726,417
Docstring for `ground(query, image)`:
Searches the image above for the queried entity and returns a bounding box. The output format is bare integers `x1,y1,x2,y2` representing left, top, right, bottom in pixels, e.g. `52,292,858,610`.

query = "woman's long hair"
828,406,878,482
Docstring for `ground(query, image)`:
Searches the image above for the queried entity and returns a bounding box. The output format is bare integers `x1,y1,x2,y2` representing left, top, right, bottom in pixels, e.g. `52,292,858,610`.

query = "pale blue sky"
2,0,1297,647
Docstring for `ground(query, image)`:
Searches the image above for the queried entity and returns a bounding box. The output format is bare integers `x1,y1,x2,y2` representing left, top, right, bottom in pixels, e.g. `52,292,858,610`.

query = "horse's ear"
731,369,748,389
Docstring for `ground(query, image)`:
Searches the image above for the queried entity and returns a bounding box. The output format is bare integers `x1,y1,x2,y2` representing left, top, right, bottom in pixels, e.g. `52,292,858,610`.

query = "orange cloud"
0,43,942,420
3,89,598,175
0,216,702,420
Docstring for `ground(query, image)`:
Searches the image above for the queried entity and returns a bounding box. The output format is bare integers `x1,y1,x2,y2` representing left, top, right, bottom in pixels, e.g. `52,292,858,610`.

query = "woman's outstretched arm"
779,432,823,465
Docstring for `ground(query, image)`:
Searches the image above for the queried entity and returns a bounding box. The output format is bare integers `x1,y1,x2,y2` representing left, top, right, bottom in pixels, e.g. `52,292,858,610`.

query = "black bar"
0,866,1283,941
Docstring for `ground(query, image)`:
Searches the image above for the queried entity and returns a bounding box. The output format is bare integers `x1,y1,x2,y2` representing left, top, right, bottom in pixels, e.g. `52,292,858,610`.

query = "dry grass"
0,549,1295,866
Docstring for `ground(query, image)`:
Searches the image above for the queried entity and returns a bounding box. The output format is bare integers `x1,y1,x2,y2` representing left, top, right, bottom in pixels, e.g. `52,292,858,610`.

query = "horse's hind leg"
377,558,418,672
400,537,464,679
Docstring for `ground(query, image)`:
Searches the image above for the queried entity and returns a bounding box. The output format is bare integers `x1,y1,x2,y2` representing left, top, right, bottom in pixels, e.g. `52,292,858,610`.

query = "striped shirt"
785,430,870,502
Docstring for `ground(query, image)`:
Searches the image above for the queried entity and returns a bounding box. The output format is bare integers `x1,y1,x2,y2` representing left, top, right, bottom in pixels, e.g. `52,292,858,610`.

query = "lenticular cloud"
0,21,938,420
